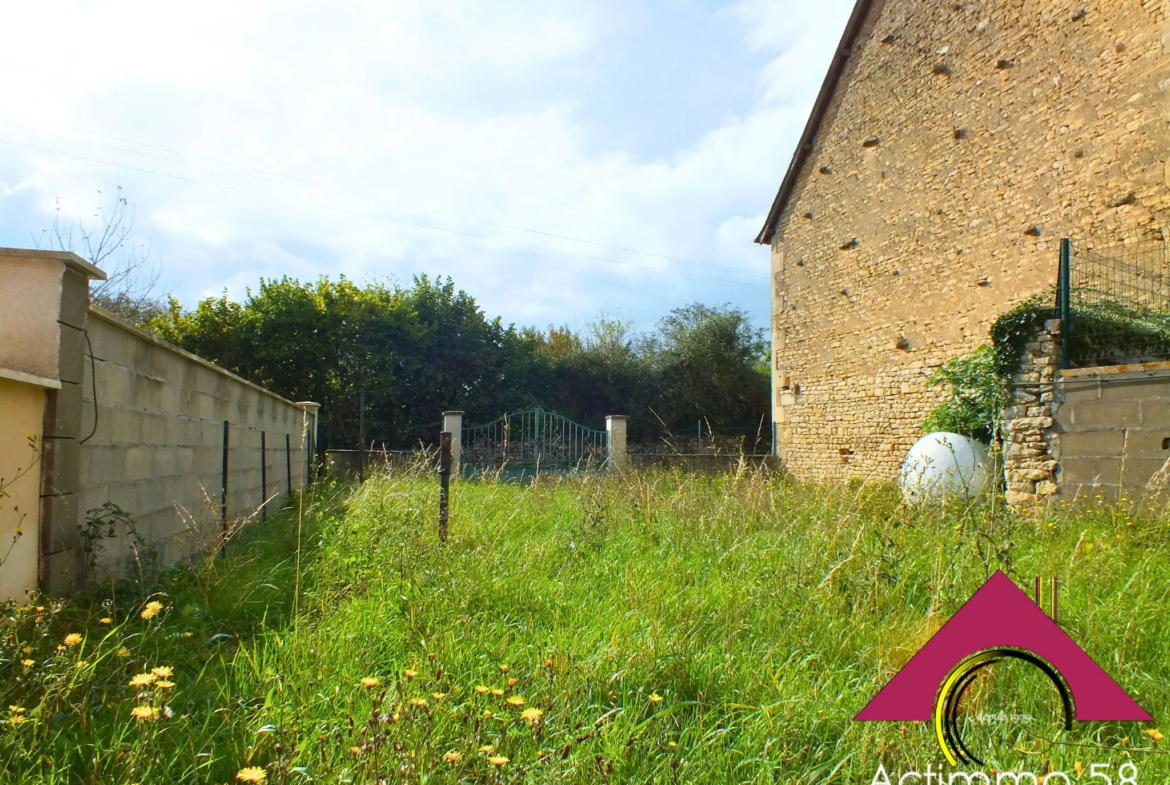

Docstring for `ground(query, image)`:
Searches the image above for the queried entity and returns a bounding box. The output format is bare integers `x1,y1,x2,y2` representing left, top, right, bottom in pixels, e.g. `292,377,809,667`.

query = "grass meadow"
2,466,1169,783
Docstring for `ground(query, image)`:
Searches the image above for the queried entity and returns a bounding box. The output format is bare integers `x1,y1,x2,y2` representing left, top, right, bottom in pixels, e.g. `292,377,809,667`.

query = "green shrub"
922,344,1007,442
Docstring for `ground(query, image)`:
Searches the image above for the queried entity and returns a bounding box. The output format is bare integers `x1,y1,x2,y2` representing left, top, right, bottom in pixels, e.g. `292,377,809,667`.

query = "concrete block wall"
769,0,1170,480
1055,362,1170,501
77,307,313,579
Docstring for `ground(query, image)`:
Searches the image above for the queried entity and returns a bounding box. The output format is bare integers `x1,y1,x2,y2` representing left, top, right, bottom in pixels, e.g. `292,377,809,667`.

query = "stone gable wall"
770,0,1170,480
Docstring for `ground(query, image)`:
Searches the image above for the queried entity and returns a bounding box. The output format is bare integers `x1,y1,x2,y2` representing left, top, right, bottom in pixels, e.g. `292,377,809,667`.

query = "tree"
36,187,167,326
648,303,771,435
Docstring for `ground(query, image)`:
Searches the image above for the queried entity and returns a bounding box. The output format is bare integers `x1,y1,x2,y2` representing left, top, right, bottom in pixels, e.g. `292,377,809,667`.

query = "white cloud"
0,0,855,330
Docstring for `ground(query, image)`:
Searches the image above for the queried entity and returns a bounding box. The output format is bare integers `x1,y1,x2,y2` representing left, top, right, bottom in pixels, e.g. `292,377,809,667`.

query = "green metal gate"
460,408,608,478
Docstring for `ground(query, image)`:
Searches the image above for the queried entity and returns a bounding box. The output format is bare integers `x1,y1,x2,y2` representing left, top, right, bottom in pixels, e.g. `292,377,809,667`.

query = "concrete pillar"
296,401,321,483
605,415,628,472
0,247,105,596
443,411,463,477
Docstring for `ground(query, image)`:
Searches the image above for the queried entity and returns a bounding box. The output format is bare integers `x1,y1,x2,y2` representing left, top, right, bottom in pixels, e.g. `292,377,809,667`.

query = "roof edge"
755,0,878,246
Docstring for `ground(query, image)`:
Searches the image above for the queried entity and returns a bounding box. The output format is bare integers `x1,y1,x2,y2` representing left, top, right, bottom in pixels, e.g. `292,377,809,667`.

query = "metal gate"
461,408,608,478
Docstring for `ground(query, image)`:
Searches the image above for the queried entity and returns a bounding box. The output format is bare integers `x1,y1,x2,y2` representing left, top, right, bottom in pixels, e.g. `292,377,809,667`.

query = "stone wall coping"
0,247,107,281
0,365,61,389
87,305,311,413
1060,362,1170,382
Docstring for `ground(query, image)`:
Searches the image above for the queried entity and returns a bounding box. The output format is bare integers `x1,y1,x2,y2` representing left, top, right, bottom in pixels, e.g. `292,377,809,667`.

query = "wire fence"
1062,237,1170,367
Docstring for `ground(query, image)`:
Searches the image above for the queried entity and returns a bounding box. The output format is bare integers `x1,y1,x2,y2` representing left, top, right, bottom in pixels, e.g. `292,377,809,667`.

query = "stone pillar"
442,411,463,477
296,401,321,483
1002,319,1063,507
0,248,106,596
605,415,628,472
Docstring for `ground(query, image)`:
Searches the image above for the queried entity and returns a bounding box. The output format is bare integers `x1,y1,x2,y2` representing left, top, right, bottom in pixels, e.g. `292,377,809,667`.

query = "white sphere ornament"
899,432,990,503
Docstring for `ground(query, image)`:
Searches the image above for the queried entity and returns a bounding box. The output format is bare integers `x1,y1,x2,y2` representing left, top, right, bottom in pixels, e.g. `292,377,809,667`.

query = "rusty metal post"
439,431,452,542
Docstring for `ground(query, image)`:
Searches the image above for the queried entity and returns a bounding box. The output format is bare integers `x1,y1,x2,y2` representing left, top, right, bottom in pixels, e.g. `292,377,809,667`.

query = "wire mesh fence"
1062,237,1170,367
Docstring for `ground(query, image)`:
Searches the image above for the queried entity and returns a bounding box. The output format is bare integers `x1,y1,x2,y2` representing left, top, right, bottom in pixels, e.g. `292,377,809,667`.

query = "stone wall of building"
1002,320,1063,505
770,0,1170,480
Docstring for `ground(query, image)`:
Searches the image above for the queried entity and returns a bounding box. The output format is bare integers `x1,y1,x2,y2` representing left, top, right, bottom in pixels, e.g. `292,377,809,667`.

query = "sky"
0,0,855,336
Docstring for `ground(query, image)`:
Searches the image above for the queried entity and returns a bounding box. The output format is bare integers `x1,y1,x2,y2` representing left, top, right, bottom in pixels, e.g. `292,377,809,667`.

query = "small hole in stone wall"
1162,437,1169,450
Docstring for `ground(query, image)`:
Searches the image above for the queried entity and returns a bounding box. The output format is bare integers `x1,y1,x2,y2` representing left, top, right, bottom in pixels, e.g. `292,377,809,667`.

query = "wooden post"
285,432,292,496
261,430,268,521
220,420,230,557
439,431,452,542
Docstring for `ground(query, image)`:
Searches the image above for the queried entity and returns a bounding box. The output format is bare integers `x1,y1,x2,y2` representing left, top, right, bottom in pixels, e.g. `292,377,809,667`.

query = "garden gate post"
443,411,463,478
605,415,628,472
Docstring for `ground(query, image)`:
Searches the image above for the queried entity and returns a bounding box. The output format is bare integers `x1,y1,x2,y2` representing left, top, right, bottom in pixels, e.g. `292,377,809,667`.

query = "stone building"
758,0,1170,480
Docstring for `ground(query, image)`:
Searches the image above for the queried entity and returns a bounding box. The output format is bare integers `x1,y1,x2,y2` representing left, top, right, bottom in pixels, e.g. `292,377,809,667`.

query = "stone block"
40,491,80,553
1140,400,1170,427
58,269,91,330
40,548,83,597
43,380,84,439
1058,457,1122,487
58,323,87,384
1059,382,1101,404
1120,457,1170,490
1006,490,1038,506
40,437,80,496
1060,429,1125,457
1071,401,1140,429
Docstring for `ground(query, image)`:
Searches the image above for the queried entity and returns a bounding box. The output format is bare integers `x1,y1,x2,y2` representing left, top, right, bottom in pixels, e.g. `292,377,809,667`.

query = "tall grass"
2,467,1168,783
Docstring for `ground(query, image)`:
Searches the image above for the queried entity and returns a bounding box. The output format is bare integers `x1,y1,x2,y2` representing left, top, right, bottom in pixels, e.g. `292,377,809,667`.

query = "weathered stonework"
1001,319,1063,506
765,0,1170,480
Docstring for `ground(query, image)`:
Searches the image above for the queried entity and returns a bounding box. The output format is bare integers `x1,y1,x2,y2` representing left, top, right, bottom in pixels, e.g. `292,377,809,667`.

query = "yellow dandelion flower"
359,677,380,688
156,680,176,690
10,714,25,725
129,673,157,687
116,647,131,658
408,698,428,708
478,744,494,753
8,706,25,714
349,746,361,755
20,646,31,655
475,685,489,694
76,660,88,670
182,632,193,639
431,692,446,701
55,645,64,653
404,669,417,679
63,633,83,647
506,696,525,707
1147,729,1165,742
35,606,44,613
140,601,164,620
98,617,112,625
130,705,157,721
508,677,518,687
444,751,462,763
151,666,173,678
544,657,553,668
521,707,544,723
499,664,509,673
488,755,509,767
20,659,33,668
235,767,267,783
490,689,505,697
648,693,663,703
483,709,493,717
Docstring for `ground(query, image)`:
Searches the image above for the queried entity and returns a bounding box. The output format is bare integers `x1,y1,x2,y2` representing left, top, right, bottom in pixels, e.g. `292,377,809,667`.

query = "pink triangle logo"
856,571,1149,722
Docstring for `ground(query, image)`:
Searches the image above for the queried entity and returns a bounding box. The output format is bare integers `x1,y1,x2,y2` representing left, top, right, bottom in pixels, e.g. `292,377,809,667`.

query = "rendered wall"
770,0,1170,480
0,379,46,601
76,308,313,579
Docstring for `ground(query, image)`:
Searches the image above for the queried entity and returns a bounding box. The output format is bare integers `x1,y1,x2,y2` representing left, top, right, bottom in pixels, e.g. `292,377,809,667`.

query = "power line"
0,116,768,280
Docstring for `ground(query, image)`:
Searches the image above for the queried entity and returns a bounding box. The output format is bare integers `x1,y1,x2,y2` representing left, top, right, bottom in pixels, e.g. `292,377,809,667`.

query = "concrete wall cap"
0,247,106,281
